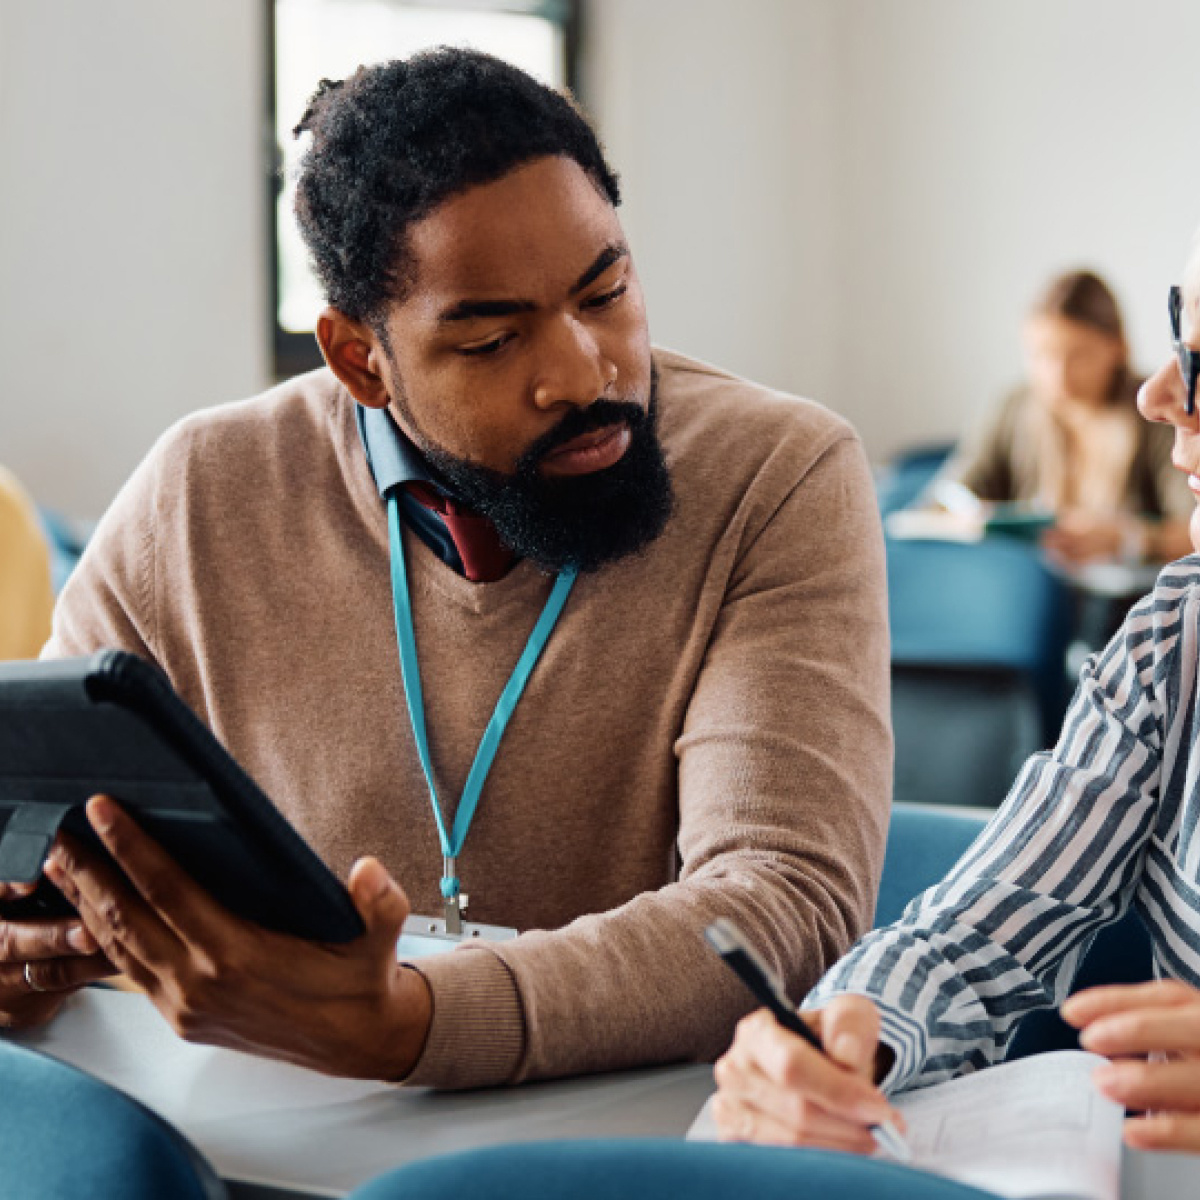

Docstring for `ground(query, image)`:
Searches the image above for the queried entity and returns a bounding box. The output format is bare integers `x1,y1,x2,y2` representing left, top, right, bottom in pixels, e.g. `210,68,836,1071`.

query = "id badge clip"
396,913,519,961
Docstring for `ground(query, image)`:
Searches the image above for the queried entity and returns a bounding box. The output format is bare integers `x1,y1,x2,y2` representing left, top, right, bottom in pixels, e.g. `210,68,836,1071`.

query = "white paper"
688,1050,1122,1200
892,1051,1122,1200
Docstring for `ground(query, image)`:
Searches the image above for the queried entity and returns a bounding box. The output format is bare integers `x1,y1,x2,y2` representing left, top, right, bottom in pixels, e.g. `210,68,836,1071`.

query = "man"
712,230,1200,1154
2,50,890,1089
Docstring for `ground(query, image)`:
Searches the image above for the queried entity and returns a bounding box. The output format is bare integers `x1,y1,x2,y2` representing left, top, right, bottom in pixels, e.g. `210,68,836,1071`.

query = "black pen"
704,918,911,1162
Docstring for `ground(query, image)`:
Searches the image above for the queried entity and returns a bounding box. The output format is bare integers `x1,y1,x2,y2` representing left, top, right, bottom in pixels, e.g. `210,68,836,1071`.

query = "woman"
714,236,1200,1153
944,269,1192,565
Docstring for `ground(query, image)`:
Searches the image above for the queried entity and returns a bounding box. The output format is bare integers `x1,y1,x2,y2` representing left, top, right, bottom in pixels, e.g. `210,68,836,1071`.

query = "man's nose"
531,318,617,412
1138,357,1185,426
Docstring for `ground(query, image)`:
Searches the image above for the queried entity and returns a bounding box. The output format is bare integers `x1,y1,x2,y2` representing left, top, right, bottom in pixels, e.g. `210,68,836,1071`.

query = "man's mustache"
520,398,649,473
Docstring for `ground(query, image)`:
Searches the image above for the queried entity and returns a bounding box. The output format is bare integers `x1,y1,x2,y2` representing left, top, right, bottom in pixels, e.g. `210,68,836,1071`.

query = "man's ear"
315,307,391,410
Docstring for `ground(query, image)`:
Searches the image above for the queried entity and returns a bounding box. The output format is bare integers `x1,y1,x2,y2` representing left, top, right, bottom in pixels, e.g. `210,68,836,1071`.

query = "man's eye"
584,283,628,310
457,333,512,357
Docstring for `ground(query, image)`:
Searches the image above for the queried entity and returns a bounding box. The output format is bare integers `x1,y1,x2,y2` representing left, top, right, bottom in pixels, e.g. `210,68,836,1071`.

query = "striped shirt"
807,557,1200,1094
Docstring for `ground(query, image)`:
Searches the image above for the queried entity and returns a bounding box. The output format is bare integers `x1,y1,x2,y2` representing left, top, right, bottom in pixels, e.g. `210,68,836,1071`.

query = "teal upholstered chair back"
0,1039,225,1200
887,539,1072,808
348,1139,996,1200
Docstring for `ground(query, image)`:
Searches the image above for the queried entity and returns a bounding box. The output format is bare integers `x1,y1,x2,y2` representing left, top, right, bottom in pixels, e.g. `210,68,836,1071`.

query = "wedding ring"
23,963,43,993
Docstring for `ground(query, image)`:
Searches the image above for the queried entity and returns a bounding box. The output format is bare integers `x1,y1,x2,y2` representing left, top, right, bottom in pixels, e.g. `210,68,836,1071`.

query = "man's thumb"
348,856,410,939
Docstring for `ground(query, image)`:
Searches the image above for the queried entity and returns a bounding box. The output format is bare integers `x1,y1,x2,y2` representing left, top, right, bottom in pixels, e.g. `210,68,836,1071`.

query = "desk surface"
10,989,716,1197
9,988,1200,1200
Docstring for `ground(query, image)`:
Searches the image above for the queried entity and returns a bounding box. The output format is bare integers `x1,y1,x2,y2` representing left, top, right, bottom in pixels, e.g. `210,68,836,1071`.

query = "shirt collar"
355,403,443,498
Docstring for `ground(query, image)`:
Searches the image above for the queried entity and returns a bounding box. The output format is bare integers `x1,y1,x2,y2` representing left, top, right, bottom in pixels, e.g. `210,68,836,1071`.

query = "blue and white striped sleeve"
805,582,1186,1095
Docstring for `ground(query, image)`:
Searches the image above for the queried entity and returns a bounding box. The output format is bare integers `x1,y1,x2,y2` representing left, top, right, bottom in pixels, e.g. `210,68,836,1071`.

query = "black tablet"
0,650,365,943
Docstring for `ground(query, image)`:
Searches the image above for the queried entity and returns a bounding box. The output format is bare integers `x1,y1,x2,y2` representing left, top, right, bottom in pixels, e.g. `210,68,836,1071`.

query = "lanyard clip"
442,857,467,936
444,892,468,936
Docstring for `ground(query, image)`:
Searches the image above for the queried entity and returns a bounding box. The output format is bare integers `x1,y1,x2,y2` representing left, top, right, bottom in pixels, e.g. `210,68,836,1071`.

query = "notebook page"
687,1050,1121,1200
892,1050,1122,1200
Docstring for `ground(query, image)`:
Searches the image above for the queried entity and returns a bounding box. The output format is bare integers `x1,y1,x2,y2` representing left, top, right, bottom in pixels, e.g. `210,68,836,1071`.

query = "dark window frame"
265,0,583,381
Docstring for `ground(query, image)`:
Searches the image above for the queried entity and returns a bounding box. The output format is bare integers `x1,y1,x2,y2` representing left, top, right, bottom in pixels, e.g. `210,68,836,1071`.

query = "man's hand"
711,996,901,1152
43,795,432,1080
0,875,115,1030
1063,980,1200,1152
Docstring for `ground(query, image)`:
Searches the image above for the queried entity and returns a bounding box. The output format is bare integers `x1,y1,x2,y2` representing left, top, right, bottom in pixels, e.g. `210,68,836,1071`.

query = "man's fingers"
1094,1059,1200,1114
0,917,98,962
78,796,223,948
0,952,117,995
45,839,181,982
348,857,410,949
0,882,37,902
1062,981,1197,1027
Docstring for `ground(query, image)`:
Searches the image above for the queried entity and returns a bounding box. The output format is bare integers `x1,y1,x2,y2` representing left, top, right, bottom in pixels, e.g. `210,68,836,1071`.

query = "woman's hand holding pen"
712,996,903,1152
1064,980,1200,1152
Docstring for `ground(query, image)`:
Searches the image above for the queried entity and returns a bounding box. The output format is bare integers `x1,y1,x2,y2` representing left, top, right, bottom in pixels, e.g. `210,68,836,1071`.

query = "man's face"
379,155,653,474
364,155,670,573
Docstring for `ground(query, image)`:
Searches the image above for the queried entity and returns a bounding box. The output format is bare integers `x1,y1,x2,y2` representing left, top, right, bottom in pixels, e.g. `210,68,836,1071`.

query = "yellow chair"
0,466,55,660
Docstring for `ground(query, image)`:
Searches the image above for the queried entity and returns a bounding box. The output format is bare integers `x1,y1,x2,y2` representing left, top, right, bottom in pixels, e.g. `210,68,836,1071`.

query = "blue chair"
888,538,1072,807
348,1139,996,1200
887,538,1069,676
874,803,990,927
875,443,955,517
0,1038,225,1199
36,506,89,594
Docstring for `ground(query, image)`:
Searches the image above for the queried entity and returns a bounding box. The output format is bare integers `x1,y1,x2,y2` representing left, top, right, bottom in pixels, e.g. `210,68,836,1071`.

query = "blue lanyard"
387,493,577,907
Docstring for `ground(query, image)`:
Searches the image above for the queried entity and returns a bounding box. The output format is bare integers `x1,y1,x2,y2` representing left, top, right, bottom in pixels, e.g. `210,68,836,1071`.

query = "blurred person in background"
0,466,54,660
943,269,1193,566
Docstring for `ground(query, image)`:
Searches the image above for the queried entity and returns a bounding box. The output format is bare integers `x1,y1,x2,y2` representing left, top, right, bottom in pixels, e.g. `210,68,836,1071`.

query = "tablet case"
0,651,365,943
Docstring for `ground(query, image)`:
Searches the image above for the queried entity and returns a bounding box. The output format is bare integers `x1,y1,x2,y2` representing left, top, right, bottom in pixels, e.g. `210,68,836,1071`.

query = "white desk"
9,988,1200,1200
9,989,715,1198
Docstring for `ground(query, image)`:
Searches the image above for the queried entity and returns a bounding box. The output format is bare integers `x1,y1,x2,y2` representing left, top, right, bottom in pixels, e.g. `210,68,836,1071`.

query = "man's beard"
409,373,673,575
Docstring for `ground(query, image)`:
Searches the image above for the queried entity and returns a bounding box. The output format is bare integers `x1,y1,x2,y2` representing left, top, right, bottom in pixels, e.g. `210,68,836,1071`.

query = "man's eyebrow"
437,298,538,325
571,244,628,295
434,243,629,325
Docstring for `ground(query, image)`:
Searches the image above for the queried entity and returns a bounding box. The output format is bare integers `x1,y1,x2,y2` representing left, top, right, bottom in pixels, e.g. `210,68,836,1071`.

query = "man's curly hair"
293,48,622,327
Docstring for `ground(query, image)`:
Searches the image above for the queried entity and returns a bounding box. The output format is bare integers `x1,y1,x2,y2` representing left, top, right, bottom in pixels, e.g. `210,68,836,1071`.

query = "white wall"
587,0,1200,459
834,0,1200,457
0,0,270,517
3,0,1200,515
583,0,843,409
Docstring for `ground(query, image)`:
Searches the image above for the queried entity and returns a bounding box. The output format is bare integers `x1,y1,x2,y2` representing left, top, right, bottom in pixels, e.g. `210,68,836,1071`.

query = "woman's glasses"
1169,285,1200,417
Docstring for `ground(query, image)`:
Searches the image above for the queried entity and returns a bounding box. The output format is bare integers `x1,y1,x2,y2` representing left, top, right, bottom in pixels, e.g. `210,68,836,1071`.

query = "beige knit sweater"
45,348,892,1088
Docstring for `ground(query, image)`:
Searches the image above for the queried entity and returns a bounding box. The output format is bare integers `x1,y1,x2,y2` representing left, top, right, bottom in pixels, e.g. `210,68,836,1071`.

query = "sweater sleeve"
806,587,1173,1094
408,433,892,1087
